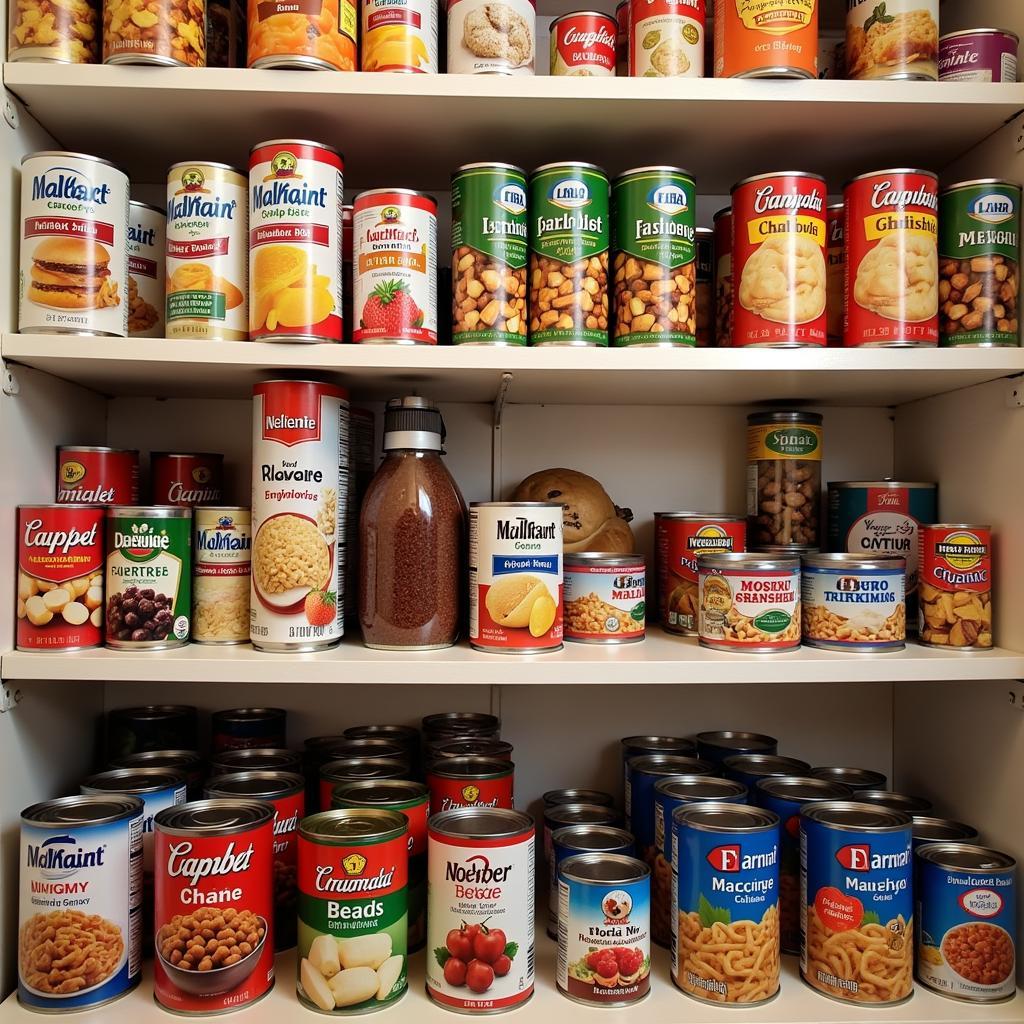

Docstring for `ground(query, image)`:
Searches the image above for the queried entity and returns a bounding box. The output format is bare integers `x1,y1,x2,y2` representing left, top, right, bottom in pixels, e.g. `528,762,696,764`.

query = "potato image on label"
485,574,551,627
740,236,826,324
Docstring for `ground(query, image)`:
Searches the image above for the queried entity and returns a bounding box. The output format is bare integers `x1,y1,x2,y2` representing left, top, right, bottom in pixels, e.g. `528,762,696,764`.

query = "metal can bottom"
730,67,815,79
357,338,437,345
252,334,340,344
299,985,405,1015
105,53,189,66
156,979,275,1016
470,641,563,654
9,53,81,63
800,974,911,1007
942,341,1019,348
557,985,650,1008
530,341,606,347
699,639,799,655
867,71,936,81
16,642,101,653
675,973,779,1006
250,55,339,71
918,981,1017,1005
191,638,249,646
363,640,457,651
251,638,342,653
20,326,125,337
106,638,189,651
663,624,696,637
21,977,141,1013
917,639,992,652
426,986,533,1014
803,638,905,653
565,634,644,644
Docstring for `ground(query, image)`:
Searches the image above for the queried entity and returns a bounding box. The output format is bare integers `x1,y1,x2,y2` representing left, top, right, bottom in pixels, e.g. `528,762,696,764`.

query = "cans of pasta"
845,0,937,81
192,507,251,644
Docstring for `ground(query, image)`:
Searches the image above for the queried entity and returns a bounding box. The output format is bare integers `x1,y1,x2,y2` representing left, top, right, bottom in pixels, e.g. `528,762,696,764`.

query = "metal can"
621,735,696,768
940,29,1019,83
247,0,355,68
430,738,513,762
427,755,514,813
320,757,411,809
713,206,732,345
628,0,704,77
672,803,781,1004
345,723,420,763
715,0,817,77
826,203,844,345
543,801,622,873
528,162,610,346
810,766,888,791
422,711,500,739
939,180,1021,347
322,738,413,768
695,226,713,345
106,705,199,758
361,0,437,71
19,151,129,337
353,188,438,345
544,787,614,808
102,0,204,64
722,753,811,792
8,0,100,61
165,161,248,341
127,200,165,336
113,749,206,798
207,0,243,65
426,807,535,1012
249,140,344,343
856,790,932,814
919,524,994,650
550,11,615,75
614,0,627,72
612,166,697,347
624,753,714,841
210,747,302,777
192,508,252,644
655,512,746,635
212,707,286,752
19,795,143,1011
105,506,192,650
551,825,635,938
695,730,777,765
57,446,138,505
846,0,937,80
154,800,275,1013
731,171,827,346
558,854,651,1005
913,816,980,850
151,452,224,506
564,552,645,643
446,0,535,73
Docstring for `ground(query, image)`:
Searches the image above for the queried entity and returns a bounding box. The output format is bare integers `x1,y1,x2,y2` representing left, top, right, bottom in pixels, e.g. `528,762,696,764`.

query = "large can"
165,161,248,341
211,748,301,777
528,162,610,346
919,524,993,650
19,151,129,337
154,800,275,1014
451,163,529,345
361,0,437,71
57,446,138,505
939,180,1021,347
857,790,932,814
422,711,501,740
940,29,1019,83
426,807,535,1013
722,754,810,792
212,707,287,752
912,816,980,850
713,206,732,345
446,0,535,73
714,0,817,78
624,753,714,848
563,552,645,642
825,203,844,345
550,825,635,938
427,755,514,813
345,723,420,759
127,200,165,336
621,735,696,768
695,730,777,765
612,166,697,347
19,795,143,1012
249,140,344,343
193,507,252,644
550,11,616,75
8,0,100,62
846,0,937,81
543,787,614,809
250,379,349,651
468,501,563,653
628,0,703,77
151,452,224,506
695,226,713,345
102,0,205,65
247,0,355,68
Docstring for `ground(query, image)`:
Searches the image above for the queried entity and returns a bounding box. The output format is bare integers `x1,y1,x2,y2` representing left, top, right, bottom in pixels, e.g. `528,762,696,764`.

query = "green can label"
167,289,227,321
939,182,1021,348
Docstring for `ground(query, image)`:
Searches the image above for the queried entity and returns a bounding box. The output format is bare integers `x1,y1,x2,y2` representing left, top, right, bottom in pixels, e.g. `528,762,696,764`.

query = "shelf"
5,65,1024,189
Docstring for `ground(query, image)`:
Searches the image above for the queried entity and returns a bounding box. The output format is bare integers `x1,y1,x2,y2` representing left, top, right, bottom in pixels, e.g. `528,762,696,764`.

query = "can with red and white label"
628,0,704,77
151,452,224,506
550,12,616,75
128,201,166,337
427,756,514,814
57,446,139,504
17,504,105,651
564,552,645,643
919,524,993,650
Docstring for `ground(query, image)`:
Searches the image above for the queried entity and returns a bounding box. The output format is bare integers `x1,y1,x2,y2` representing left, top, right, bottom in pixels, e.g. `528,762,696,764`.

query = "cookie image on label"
739,236,826,324
854,233,938,321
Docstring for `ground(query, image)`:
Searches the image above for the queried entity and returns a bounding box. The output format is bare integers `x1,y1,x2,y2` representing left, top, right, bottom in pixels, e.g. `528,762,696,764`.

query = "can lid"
109,704,196,720
211,748,302,773
430,805,534,840
940,28,1020,45
22,793,143,825
301,808,408,843
916,843,1015,871
620,735,697,756
343,724,420,746
58,445,140,455
723,754,811,778
250,138,342,159
653,511,744,523
843,168,938,189
383,396,445,452
543,787,615,808
856,790,933,814
614,165,695,183
674,802,779,833
81,768,187,794
430,739,514,759
747,410,823,427
713,206,731,221
321,757,410,781
699,551,799,570
155,799,273,834
912,816,979,844
943,178,1023,193
810,766,888,790
111,749,204,771
802,801,910,832
565,552,644,568
756,776,854,803
422,711,500,734
697,730,778,753
321,738,410,760
204,771,304,800
627,754,714,776
551,824,634,853
331,780,428,807
921,523,992,531
168,159,245,177
356,187,436,208
655,775,748,801
802,552,906,571
427,756,514,780
23,150,127,176
733,170,826,191
828,480,937,490
532,161,608,178
453,162,528,177
544,803,621,828
559,852,649,884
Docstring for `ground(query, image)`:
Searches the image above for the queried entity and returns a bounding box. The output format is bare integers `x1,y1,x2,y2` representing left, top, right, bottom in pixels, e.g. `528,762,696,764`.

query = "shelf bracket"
2,91,19,130
0,686,24,714
3,362,20,397
493,372,513,429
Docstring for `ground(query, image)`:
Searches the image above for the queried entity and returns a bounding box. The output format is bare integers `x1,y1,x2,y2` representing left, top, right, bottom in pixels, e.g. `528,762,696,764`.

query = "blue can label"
802,565,906,650
549,835,634,937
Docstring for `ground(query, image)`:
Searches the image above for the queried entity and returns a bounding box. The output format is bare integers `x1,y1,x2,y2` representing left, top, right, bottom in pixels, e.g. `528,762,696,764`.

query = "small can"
722,754,811,792
320,757,411,809
940,29,1019,83
826,203,844,345
624,753,714,839
550,11,616,75
551,825,636,937
104,506,192,650
672,803,781,1004
543,801,623,874
212,707,286,752
846,0,937,81
810,766,888,791
106,705,199,759
19,151,129,337
919,524,993,650
713,206,733,346
57,446,138,505
715,0,817,78
103,0,204,65
528,162,610,347
856,790,933,814
18,795,143,1012
127,200,165,336
248,0,355,68
446,0,535,73
695,730,777,765
564,552,645,643
211,747,302,777
628,0,704,77
731,171,827,347
426,807,535,1012
614,0,627,73
113,749,205,797
249,140,344,343
430,738,513,763
612,166,697,347
913,816,980,850
152,452,224,507
695,226,713,345
422,711,501,739
8,0,99,61
427,755,514,814
17,504,105,652
193,508,252,644
353,189,438,345
558,854,651,1005
154,800,275,1013
939,180,1021,347
361,0,437,71
165,161,248,342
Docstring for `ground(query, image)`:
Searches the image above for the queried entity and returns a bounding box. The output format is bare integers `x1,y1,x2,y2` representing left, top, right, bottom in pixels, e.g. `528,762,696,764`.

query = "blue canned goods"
671,803,781,1004
915,843,1016,1002
695,730,777,766
722,754,811,792
913,815,980,850
800,802,914,1005
810,765,887,791
620,736,695,802
624,753,715,837
541,792,616,862
856,790,933,814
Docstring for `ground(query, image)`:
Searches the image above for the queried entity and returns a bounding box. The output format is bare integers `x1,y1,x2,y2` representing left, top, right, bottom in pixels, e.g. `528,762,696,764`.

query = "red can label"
826,206,844,345
919,526,993,649
152,453,224,506
732,173,827,347
57,447,138,504
550,12,616,75
843,171,939,347
427,770,515,814
17,505,104,651
270,790,304,950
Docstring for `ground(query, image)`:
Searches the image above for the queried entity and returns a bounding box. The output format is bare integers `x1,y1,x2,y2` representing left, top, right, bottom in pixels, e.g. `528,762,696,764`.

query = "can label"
361,0,438,71
269,790,303,950
714,210,732,345
550,13,616,75
152,453,224,506
57,448,138,505
9,0,99,62
716,0,817,77
826,207,844,344
248,0,356,68
353,191,438,345
802,564,906,650
940,32,1018,83
193,508,252,643
446,0,536,73
919,526,993,649
628,0,704,77
564,561,645,641
103,0,205,65
756,790,807,953
846,0,938,81
426,770,514,813
699,565,801,650
127,204,165,337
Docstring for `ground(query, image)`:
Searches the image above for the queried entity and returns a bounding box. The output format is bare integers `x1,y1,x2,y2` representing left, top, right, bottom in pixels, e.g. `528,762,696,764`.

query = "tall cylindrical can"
106,705,199,760
694,730,777,765
128,200,166,336
426,755,514,813
845,0,937,80
193,507,252,644
918,524,993,650
151,452,224,506
713,206,732,346
247,0,356,69
103,0,205,65
550,11,616,75
211,748,300,777
361,0,438,71
57,446,138,505
826,203,844,345
446,0,535,73
715,0,817,78
321,757,411,809
8,0,100,62
628,0,704,77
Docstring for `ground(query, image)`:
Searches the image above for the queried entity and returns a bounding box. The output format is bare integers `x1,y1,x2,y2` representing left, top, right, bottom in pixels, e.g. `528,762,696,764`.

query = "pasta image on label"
846,0,938,81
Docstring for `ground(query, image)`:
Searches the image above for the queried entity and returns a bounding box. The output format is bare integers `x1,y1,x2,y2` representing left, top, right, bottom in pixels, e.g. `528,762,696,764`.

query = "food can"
621,735,696,768
106,705,199,759
207,0,243,66
722,754,811,792
655,512,745,634
165,161,248,341
250,379,349,651
614,0,627,72
57,446,138,505
846,0,937,80
19,795,143,1011
695,226,713,345
8,0,100,61
528,162,610,347
353,189,438,345
248,140,344,343
826,203,844,345
247,0,355,68
714,0,816,77
127,201,165,336
154,800,275,1013
426,807,535,1012
856,790,932,814
919,524,993,650
422,711,501,739
939,180,1021,347
810,766,888,791
212,708,286,752
345,724,419,767
713,206,732,345
151,452,224,506
801,802,913,1005
563,552,645,642
446,0,535,73
624,753,714,840
913,816,980,850
543,801,622,874
102,0,204,64
672,803,781,1003
550,825,635,938
321,739,413,768
105,506,192,649
430,738,513,763
320,757,411,809
544,787,614,808
427,755,514,814
550,11,615,75
731,171,827,346
628,0,704,77
361,0,437,71
19,151,129,337
558,854,651,1005
211,747,302,776
612,166,697,347
695,730,777,765
940,29,1019,83
451,163,529,345
113,749,206,798
192,509,252,644
698,552,801,652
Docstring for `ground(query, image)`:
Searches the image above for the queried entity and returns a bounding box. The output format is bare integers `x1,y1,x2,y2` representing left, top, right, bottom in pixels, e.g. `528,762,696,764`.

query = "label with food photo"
846,0,938,81
628,0,703,78
361,0,437,71
446,0,535,73
103,0,205,66
127,201,165,337
564,553,645,643
918,524,993,650
248,0,356,68
9,0,100,62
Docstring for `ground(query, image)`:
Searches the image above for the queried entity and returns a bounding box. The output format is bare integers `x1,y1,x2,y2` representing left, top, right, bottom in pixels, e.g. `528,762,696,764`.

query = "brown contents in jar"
939,255,1019,340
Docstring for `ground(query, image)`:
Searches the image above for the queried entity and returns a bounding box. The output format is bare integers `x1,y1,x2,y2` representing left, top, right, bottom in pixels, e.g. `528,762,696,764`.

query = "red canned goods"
843,169,939,347
429,737,514,761
549,12,616,75
628,0,705,77
319,757,411,810
615,0,627,73
919,524,993,650
151,452,224,506
17,504,104,651
427,756,514,813
826,204,844,346
212,707,287,752
153,800,275,1014
713,206,732,346
57,446,139,504
731,171,828,347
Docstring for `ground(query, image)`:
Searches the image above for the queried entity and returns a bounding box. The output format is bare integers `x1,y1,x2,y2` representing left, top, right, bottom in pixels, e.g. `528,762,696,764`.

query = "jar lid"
383,396,444,451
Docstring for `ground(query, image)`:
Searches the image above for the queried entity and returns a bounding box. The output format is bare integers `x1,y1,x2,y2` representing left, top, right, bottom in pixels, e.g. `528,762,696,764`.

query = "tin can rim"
732,170,826,191
654,511,744,522
614,165,696,182
916,841,1015,871
940,28,1020,45
250,138,342,157
212,747,300,767
627,754,713,775
747,409,824,426
204,771,305,800
195,505,250,513
427,755,514,779
802,800,911,831
943,178,1023,193
552,824,635,852
713,206,732,221
829,480,937,490
699,552,799,569
621,734,695,752
423,712,500,730
108,505,193,518
22,793,143,825
168,160,246,177
543,802,621,826
559,852,649,884
344,724,420,742
543,787,615,807
856,789,933,813
129,199,166,216
655,775,748,798
723,753,811,774
300,808,408,842
112,749,204,767
469,500,562,509
810,766,888,787
19,502,104,511
355,187,437,207
843,168,938,189
911,816,979,842
803,552,906,570
212,707,285,723
321,757,410,778
550,10,616,29
565,552,645,567
155,798,274,834
453,162,528,176
330,779,428,807
673,801,779,832
22,150,127,176
532,161,608,177
58,445,140,454
151,451,224,460
756,776,854,801
429,805,534,840
697,730,779,749
82,767,187,793
921,523,992,531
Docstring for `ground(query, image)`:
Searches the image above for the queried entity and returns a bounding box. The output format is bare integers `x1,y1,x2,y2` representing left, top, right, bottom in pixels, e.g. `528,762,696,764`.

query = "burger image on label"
28,237,120,310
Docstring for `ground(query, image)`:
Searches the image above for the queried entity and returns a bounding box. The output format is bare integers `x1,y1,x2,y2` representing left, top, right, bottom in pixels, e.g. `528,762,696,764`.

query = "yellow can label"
747,423,822,461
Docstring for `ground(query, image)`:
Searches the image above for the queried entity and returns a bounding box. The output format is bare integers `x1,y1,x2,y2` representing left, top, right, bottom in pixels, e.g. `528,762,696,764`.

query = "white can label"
564,562,645,641
629,1,704,78
361,0,438,71
127,203,165,337
446,0,535,73
802,565,905,648
193,508,252,643
698,567,800,649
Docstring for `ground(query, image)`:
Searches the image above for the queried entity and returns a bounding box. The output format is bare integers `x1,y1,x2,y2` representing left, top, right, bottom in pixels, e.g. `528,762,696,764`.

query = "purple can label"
940,31,1018,83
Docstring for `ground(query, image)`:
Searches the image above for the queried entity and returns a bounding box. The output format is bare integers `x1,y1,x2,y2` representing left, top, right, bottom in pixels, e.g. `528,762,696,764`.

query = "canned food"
106,705,199,758
801,802,913,1004
810,766,888,791
695,226,713,345
713,206,732,345
826,203,844,344
940,29,1019,83
430,738,513,762
612,166,697,347
528,162,610,346
715,0,816,77
426,807,535,1012
344,723,420,754
628,0,704,78
248,0,355,68
57,446,138,505
105,506,192,650
19,151,129,337
112,749,205,798
550,11,615,75
210,747,302,776
297,810,408,1013
919,524,993,650
103,0,204,64
249,141,344,343
353,188,438,345
913,816,980,849
731,172,827,347
543,801,622,870
212,708,286,752
446,0,535,73
207,0,242,65
320,758,410,809
361,0,437,70
422,711,501,739
19,795,143,1011
564,552,645,642
427,755,514,813
192,509,252,644
550,825,635,937
321,740,412,772
8,0,99,61
165,161,248,341
722,753,811,791
127,201,165,336
151,452,224,506
544,787,614,808
621,735,696,767
846,0,937,80
624,753,714,843
856,790,932,814
695,730,777,765
672,803,781,1003
614,0,627,72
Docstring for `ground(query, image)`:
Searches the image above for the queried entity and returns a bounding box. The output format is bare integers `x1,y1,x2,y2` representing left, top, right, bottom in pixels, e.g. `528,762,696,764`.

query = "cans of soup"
810,766,888,791
57,446,138,505
426,756,514,813
550,11,615,75
695,730,777,765
151,452,223,507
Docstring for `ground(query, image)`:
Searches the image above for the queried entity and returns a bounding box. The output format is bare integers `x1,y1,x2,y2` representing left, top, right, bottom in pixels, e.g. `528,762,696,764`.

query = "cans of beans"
826,203,844,344
722,753,810,791
445,0,535,73
427,755,514,813
57,446,138,505
550,825,635,938
612,166,697,346
715,0,817,78
212,708,286,752
8,0,100,61
550,11,616,75
528,162,610,346
127,201,165,336
846,0,937,81
247,0,355,68
563,552,645,643
628,0,704,77
361,0,437,71
192,508,252,644
151,452,224,506
940,29,1019,83
103,0,205,65
695,226,713,345
919,524,994,650
939,180,1021,347
713,206,732,345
